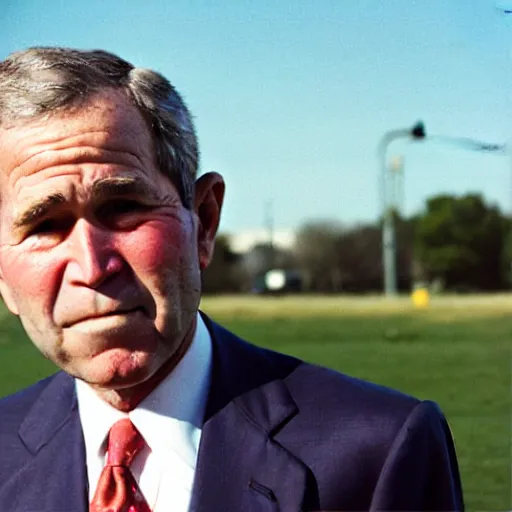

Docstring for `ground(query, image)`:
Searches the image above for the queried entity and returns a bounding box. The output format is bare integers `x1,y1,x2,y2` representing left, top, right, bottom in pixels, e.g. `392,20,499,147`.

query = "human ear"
193,172,225,270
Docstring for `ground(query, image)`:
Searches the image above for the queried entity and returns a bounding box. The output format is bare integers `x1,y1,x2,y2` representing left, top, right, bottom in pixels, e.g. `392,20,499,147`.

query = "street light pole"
378,122,426,297
378,124,507,297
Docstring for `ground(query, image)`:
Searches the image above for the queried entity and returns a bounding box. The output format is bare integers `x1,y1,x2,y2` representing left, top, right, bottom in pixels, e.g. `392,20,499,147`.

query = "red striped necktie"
90,418,152,512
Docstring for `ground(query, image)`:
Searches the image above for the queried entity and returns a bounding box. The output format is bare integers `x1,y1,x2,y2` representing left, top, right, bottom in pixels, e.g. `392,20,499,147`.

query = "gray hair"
0,47,198,208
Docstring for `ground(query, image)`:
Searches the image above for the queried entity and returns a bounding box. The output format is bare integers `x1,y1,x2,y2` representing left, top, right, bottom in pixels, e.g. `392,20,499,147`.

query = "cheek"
120,220,198,277
0,250,62,312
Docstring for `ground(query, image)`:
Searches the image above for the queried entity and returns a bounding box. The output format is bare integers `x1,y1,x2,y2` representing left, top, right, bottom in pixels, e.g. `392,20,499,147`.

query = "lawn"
0,294,510,510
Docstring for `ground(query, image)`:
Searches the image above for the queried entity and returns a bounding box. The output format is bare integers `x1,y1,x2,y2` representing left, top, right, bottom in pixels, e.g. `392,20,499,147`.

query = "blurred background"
1,0,511,509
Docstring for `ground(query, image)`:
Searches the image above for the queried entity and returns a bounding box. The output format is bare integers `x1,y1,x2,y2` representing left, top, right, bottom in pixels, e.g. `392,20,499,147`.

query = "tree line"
202,192,512,294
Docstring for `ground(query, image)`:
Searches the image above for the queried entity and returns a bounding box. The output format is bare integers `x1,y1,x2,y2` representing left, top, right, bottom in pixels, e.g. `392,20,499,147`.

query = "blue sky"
1,0,511,233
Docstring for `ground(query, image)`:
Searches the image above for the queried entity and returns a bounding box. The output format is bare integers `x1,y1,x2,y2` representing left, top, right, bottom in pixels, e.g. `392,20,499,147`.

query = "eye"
99,199,149,216
29,217,74,236
97,199,152,228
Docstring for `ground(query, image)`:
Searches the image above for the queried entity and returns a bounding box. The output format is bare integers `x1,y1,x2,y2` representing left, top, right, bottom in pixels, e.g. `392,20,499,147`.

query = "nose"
65,219,124,288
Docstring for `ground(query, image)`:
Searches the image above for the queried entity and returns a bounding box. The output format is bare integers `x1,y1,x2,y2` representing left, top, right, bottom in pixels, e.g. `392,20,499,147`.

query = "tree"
329,214,416,293
414,194,506,291
293,219,414,293
294,221,345,292
334,224,381,292
501,215,512,286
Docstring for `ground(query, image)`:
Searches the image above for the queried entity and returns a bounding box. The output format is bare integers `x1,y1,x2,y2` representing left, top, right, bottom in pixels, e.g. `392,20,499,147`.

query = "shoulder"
0,372,68,429
205,313,421,420
205,317,452,478
286,361,421,422
276,359,454,499
283,361,451,450
206,315,446,439
280,360,430,456
205,314,431,433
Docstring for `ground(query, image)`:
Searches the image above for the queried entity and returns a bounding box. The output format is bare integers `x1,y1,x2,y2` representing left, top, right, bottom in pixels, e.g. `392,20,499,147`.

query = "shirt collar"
76,312,212,469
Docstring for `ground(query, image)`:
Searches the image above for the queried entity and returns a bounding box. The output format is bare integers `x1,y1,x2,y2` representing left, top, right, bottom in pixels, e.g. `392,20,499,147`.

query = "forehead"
0,88,154,186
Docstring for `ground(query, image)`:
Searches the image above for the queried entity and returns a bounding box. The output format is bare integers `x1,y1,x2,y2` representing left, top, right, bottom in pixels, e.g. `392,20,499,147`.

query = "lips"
63,306,145,327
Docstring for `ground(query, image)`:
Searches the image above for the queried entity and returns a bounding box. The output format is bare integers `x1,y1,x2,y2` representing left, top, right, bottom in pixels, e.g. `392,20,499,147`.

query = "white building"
227,228,296,254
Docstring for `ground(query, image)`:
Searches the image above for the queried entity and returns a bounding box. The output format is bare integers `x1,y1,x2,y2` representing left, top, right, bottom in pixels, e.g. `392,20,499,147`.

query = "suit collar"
200,314,301,426
19,371,77,454
12,372,88,512
192,315,309,511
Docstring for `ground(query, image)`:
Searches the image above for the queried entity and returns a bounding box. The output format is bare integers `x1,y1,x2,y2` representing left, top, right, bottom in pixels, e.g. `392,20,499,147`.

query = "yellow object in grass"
412,288,430,308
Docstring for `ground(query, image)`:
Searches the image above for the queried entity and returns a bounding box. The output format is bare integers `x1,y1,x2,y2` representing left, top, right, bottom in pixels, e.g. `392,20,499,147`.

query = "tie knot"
106,418,144,467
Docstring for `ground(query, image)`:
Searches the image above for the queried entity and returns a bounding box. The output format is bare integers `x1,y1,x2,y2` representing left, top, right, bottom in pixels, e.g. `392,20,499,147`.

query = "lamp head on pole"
411,121,426,140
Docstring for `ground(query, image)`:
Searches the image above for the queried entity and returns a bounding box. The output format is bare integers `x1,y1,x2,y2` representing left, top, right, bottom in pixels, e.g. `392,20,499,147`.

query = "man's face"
0,89,221,391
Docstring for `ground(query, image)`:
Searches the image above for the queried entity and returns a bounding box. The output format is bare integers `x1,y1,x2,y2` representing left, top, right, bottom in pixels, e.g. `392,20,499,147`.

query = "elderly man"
0,47,463,512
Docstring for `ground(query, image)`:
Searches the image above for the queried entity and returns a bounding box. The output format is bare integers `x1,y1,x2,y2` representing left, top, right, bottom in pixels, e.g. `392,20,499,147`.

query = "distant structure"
226,228,301,294
229,228,296,254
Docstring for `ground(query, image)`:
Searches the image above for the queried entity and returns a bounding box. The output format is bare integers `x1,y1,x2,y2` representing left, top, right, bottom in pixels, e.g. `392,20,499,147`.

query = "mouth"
65,307,145,327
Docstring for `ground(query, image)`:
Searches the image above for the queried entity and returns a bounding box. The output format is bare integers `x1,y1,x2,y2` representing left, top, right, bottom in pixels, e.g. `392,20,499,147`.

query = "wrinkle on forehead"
11,139,147,180
0,88,156,184
0,89,178,239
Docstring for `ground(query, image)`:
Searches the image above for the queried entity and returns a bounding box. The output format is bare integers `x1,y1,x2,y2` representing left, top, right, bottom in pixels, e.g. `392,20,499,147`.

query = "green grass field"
0,294,510,510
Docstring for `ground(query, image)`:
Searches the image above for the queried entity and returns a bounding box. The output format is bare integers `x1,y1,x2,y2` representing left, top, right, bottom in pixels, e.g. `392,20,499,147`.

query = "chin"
79,348,157,389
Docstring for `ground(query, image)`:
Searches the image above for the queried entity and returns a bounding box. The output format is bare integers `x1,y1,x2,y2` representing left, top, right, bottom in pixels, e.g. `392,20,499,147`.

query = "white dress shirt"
76,313,212,512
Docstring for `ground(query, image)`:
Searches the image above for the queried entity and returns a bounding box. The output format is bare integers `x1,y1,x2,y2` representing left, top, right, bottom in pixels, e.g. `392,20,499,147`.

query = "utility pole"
265,199,275,270
378,123,508,297
378,122,426,297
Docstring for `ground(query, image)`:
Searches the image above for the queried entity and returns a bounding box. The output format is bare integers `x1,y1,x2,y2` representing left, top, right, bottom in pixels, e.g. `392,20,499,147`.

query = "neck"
94,319,197,412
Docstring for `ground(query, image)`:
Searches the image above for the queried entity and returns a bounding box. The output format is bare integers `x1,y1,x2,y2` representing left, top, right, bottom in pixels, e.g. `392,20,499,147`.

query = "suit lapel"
191,317,308,511
14,372,88,512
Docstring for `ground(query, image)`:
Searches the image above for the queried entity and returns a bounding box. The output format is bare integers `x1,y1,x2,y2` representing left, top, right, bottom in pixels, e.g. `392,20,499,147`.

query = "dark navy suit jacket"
0,316,464,511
